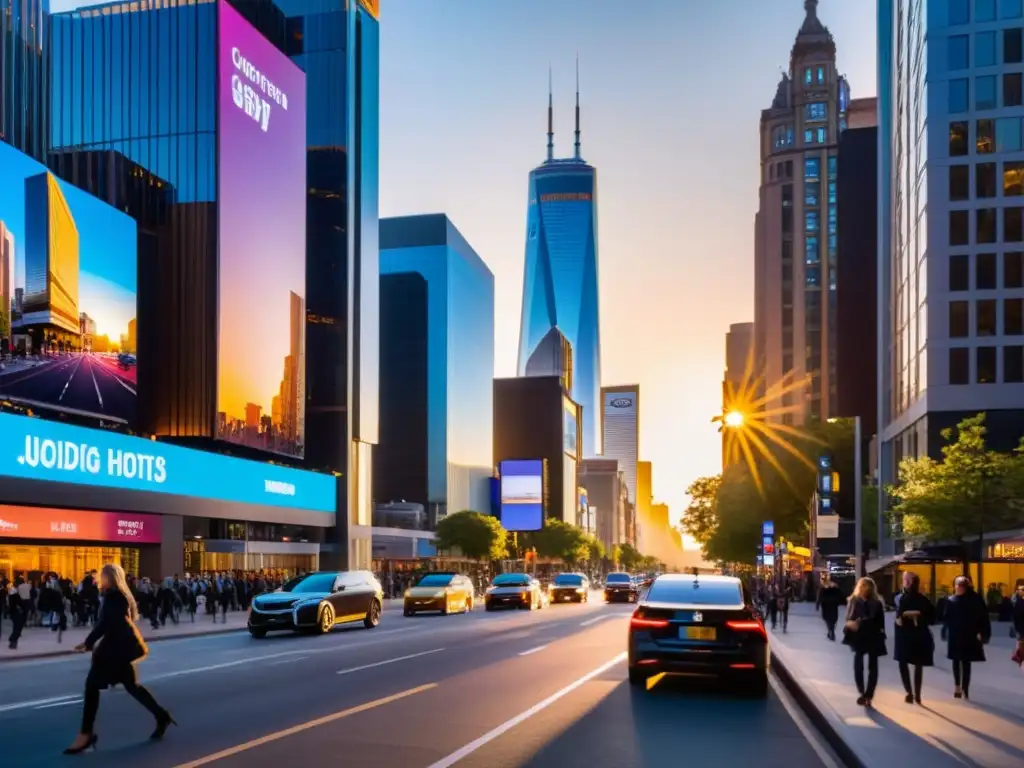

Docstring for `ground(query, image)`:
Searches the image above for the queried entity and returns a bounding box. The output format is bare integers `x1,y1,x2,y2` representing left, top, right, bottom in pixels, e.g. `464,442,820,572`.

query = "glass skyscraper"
517,78,602,457
0,0,49,161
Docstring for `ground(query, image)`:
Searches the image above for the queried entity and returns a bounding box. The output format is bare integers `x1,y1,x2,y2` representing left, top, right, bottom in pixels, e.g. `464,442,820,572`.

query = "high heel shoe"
63,734,98,754
151,712,178,741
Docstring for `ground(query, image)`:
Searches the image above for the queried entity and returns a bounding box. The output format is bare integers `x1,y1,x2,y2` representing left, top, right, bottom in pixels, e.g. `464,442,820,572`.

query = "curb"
770,642,868,768
0,624,246,663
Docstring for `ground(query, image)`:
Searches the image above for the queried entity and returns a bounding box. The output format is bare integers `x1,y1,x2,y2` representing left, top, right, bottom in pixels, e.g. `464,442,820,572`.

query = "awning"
865,554,902,574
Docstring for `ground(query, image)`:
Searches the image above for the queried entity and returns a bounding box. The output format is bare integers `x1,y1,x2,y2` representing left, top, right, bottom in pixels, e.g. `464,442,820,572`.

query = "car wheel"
249,628,267,639
363,599,381,629
628,667,647,687
403,608,414,617
485,604,494,612
318,603,334,634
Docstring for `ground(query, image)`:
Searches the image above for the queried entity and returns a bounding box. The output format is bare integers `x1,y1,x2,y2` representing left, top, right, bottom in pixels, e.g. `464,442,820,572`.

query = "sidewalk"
771,603,1024,768
0,599,405,663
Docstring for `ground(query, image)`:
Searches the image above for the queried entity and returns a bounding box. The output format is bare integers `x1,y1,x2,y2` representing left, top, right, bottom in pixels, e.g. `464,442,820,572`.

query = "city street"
0,600,833,767
0,354,136,424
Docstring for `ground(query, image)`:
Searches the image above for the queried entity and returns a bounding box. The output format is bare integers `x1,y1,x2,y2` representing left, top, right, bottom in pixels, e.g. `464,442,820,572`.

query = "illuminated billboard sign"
216,0,307,458
499,459,545,532
0,142,138,428
0,412,335,513
0,504,162,544
563,397,578,458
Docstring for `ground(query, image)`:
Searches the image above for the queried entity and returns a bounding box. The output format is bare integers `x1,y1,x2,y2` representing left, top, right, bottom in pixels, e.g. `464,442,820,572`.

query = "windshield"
553,574,583,586
646,579,743,605
280,573,336,594
606,573,631,583
493,574,531,587
416,574,454,587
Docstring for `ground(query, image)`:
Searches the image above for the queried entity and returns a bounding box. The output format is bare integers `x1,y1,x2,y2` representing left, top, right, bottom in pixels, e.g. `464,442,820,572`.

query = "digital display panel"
499,459,544,532
563,398,578,457
216,0,307,458
0,142,138,428
0,504,161,544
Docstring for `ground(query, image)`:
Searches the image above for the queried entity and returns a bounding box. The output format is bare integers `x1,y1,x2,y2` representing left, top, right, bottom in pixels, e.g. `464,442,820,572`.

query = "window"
996,117,1022,151
805,157,820,179
950,301,970,337
827,156,837,178
950,121,969,156
805,102,827,122
804,67,813,85
977,347,997,383
978,0,997,22
1006,28,1024,63
978,207,998,242
1001,0,1024,20
1006,161,1024,195
1005,73,1024,106
977,75,997,109
817,127,827,144
978,119,995,153
951,0,971,24
978,252,998,289
950,347,970,384
806,236,819,262
806,266,821,286
828,181,836,204
804,128,814,144
950,254,970,290
1005,298,1024,334
1005,346,1024,382
785,160,793,177
976,31,997,66
950,209,970,245
646,578,743,606
977,163,997,197
949,165,968,201
817,66,825,84
806,211,819,231
805,182,820,206
949,35,970,70
950,78,969,112
1007,206,1024,241
1006,251,1024,287
977,299,998,335
772,124,793,149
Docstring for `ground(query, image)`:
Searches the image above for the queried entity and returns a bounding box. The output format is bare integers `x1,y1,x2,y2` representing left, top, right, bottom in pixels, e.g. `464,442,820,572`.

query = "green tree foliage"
0,306,9,340
521,519,591,564
587,537,606,565
680,476,721,547
434,510,508,561
617,543,643,570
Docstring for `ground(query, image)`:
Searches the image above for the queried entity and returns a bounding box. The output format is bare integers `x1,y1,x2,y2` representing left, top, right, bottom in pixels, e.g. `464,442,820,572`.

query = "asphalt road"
0,354,136,424
0,598,837,767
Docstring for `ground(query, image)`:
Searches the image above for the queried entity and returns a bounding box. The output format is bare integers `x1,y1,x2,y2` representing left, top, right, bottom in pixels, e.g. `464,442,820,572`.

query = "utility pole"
854,416,863,576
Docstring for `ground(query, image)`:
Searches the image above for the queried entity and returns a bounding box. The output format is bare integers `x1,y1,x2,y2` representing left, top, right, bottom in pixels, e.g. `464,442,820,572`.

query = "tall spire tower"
547,67,554,162
573,55,581,160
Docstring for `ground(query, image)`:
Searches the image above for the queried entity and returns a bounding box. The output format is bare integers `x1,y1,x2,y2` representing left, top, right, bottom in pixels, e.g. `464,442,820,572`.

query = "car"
404,572,475,616
604,572,639,603
247,570,383,638
627,573,769,696
484,573,544,611
548,573,591,603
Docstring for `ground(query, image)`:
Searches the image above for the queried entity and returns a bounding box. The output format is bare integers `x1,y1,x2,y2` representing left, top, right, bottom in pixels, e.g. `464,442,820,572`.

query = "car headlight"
433,590,446,598
404,590,412,598
576,588,586,593
486,587,495,593
521,592,529,600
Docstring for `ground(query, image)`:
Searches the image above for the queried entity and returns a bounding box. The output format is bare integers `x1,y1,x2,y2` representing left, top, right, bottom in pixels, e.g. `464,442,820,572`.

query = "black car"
548,573,590,603
248,570,383,638
484,573,544,610
627,574,769,695
604,572,638,603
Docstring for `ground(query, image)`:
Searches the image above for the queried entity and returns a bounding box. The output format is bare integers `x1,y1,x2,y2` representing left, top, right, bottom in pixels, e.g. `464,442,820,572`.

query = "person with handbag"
943,575,991,699
63,564,176,755
843,576,887,708
893,571,936,704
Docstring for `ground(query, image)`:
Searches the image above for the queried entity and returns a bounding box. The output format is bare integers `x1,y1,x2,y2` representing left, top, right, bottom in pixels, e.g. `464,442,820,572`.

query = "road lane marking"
425,653,627,768
769,675,841,768
147,650,313,680
0,695,80,713
58,356,83,401
268,656,307,666
93,357,138,395
88,360,104,408
336,647,445,675
35,698,83,710
171,683,437,767
518,644,548,656
580,614,620,627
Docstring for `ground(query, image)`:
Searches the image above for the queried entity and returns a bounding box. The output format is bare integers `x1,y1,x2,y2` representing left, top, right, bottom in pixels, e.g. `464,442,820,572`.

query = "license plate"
681,626,716,641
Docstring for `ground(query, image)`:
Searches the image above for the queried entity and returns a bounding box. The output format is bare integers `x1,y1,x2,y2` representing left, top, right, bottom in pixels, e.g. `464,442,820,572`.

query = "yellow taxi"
403,572,475,616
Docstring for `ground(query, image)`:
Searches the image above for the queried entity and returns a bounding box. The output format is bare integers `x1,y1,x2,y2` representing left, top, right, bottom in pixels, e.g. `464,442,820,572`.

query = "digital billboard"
216,0,307,458
499,459,545,532
563,397,578,458
0,142,138,428
0,505,162,544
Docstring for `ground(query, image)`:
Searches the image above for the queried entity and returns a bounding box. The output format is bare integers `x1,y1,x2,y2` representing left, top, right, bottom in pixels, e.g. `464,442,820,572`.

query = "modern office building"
0,221,12,347
879,0,1024,551
636,460,653,553
0,0,49,161
378,214,495,518
754,0,851,423
601,384,639,514
517,68,602,457
722,321,754,466
578,458,626,551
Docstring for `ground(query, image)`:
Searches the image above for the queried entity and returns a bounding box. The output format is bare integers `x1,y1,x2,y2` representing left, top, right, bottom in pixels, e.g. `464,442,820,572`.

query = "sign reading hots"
0,413,335,513
0,505,162,544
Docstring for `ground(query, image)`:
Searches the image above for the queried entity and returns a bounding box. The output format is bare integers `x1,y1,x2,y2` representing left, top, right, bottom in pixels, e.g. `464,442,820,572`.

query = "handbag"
844,618,861,633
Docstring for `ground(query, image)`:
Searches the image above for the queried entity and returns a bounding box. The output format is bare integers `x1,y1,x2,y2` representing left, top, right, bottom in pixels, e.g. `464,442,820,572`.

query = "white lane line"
425,653,627,768
35,698,83,710
336,648,445,676
769,675,842,768
0,695,80,713
93,358,137,395
58,356,83,401
580,614,620,627
89,361,104,408
268,656,308,666
518,644,548,656
147,649,312,681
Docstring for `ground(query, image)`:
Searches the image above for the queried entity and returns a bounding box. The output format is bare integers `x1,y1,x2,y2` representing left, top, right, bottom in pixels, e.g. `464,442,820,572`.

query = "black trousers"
898,662,924,698
81,679,164,734
824,618,837,639
952,659,972,693
854,652,879,698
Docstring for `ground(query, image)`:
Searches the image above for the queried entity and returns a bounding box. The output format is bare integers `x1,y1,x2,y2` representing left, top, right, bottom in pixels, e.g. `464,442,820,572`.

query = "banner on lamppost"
817,514,840,539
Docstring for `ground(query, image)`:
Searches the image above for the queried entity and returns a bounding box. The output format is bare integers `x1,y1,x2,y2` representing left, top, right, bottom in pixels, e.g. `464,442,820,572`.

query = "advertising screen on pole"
499,459,545,532
216,0,307,458
0,142,138,429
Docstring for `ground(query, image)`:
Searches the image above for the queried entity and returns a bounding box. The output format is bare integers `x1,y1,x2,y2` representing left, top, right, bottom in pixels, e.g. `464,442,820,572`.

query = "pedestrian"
893,571,935,704
1011,583,1024,666
842,576,887,708
817,574,845,641
7,576,30,650
943,575,990,700
64,564,175,755
777,579,793,633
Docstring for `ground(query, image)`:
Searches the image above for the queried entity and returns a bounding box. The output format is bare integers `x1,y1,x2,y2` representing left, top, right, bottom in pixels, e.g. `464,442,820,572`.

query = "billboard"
216,0,307,458
499,459,545,532
563,397,578,457
0,504,162,544
0,142,138,428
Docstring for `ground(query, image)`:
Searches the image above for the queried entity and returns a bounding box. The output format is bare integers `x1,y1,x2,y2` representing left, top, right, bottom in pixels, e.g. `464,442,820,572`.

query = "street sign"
817,514,840,539
762,521,774,536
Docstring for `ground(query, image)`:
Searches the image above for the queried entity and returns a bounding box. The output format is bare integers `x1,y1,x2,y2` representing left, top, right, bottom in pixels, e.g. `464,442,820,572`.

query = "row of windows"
949,251,1024,289
805,126,828,145
948,345,1024,384
948,28,1024,70
802,66,827,86
950,0,1024,26
949,117,1024,155
950,205,1024,243
949,72,1024,111
805,102,828,122
768,159,794,181
949,160,1024,199
949,298,1024,335
770,124,831,151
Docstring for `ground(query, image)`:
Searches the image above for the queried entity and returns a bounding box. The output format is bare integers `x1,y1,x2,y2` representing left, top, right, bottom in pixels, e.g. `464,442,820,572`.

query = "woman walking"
894,571,935,704
843,576,887,708
817,574,846,641
63,564,176,755
943,575,990,699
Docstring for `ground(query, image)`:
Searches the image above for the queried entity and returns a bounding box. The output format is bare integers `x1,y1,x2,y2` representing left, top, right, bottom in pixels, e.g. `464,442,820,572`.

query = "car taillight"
630,610,669,629
726,619,767,638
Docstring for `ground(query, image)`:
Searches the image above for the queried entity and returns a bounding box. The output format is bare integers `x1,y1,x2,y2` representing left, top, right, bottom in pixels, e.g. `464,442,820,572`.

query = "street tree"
680,475,721,548
434,510,508,561
522,519,590,565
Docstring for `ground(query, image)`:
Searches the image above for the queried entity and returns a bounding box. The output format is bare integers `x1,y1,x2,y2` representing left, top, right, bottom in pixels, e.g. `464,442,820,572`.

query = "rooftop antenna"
573,54,581,160
547,66,554,162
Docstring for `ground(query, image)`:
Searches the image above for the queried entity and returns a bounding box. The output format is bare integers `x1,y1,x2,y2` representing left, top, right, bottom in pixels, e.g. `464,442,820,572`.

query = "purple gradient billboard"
216,0,307,458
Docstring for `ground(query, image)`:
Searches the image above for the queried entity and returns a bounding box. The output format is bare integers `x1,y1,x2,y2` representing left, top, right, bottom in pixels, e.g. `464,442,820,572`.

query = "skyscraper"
0,0,50,161
0,221,12,343
518,62,602,457
754,0,850,423
601,384,639,512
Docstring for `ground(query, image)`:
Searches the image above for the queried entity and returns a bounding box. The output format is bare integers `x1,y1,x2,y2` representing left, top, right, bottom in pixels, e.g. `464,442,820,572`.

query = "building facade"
755,0,850,423
0,0,49,161
722,321,753,466
379,214,495,518
636,459,652,553
578,458,626,551
601,384,639,512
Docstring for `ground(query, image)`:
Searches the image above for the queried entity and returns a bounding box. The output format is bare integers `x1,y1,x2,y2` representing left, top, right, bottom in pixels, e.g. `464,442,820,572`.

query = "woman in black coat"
943,575,991,700
63,564,176,755
893,571,935,704
843,576,887,708
817,575,846,641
